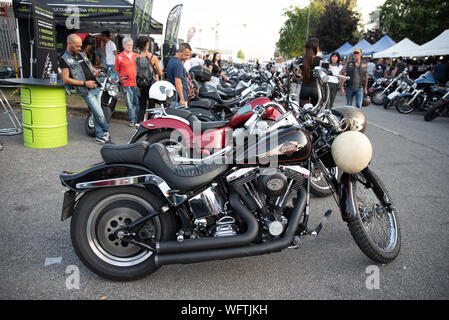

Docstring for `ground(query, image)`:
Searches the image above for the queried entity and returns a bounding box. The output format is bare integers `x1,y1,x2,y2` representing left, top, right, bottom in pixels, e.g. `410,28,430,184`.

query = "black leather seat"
143,143,229,191
101,141,150,166
166,108,229,132
189,100,214,109
188,116,228,132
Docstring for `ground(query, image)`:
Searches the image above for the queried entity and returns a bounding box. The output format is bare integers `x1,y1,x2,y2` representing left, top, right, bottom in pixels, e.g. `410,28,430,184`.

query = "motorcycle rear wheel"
424,100,449,122
346,169,401,263
70,186,176,281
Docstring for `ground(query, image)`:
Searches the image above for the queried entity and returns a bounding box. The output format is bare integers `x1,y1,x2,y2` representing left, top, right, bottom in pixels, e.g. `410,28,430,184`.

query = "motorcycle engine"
188,184,238,238
226,167,306,238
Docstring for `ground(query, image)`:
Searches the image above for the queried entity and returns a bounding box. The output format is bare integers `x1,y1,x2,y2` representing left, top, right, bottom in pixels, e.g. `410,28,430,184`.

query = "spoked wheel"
371,88,387,105
396,96,416,114
347,169,401,263
70,187,176,281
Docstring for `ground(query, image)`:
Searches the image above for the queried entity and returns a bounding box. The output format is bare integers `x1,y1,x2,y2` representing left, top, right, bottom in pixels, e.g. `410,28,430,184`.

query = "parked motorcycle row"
60,59,401,281
369,70,449,121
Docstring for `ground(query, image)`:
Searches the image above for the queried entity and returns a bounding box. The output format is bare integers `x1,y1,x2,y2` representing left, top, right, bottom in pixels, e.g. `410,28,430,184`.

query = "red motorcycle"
129,81,281,155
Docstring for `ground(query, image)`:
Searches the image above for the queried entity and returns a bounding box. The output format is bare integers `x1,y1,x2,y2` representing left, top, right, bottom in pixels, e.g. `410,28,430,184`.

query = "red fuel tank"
228,97,281,128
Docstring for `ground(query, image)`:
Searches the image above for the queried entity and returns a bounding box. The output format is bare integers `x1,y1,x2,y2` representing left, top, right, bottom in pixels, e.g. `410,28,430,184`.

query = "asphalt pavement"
0,94,448,300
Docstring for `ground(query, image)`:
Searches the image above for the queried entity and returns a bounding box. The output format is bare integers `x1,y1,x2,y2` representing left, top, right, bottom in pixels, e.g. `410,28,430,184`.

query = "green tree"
315,0,361,53
276,1,325,58
237,49,245,60
276,0,360,58
379,0,449,44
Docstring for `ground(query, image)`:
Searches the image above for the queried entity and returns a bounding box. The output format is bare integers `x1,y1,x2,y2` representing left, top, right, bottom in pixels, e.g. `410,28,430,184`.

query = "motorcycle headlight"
376,79,383,85
107,84,119,97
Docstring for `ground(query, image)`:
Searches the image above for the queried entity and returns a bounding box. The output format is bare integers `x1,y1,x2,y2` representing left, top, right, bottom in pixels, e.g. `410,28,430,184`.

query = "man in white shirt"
102,30,118,78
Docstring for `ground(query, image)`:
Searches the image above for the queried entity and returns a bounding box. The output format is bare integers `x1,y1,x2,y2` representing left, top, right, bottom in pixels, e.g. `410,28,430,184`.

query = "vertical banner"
163,4,183,69
32,0,57,78
131,0,154,41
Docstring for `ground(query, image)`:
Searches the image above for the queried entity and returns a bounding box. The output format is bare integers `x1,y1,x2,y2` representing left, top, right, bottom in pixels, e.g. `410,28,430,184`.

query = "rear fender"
60,163,187,206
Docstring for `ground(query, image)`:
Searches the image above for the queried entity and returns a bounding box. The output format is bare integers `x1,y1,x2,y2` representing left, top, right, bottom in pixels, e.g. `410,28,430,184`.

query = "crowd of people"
59,31,230,144
59,31,448,144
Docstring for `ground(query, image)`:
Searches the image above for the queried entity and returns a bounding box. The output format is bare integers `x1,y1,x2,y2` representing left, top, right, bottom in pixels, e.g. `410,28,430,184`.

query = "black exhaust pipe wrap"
156,192,259,254
154,189,306,267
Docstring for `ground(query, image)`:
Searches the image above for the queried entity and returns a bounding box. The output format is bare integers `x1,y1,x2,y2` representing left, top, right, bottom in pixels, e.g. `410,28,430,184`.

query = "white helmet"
149,81,176,102
331,131,373,174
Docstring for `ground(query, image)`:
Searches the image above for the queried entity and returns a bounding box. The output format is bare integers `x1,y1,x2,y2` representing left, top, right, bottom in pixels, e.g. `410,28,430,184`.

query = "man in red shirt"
115,37,139,126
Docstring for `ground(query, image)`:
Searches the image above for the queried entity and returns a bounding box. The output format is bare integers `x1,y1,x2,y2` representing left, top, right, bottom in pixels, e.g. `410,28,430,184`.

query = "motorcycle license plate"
388,91,399,100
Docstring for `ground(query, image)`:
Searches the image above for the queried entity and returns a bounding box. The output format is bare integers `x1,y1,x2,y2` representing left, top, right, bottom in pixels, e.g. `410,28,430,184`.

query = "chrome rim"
310,166,338,190
86,194,160,267
355,179,398,253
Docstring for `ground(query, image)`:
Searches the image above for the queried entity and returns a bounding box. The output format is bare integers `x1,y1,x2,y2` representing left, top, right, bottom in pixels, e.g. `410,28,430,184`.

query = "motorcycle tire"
310,164,339,198
70,186,177,281
346,169,401,263
371,88,387,105
85,106,113,138
146,129,191,158
395,96,417,114
424,99,449,122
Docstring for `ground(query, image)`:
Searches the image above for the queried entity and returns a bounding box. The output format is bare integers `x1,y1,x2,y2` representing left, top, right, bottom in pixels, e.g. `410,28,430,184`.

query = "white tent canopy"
408,29,449,57
373,38,420,58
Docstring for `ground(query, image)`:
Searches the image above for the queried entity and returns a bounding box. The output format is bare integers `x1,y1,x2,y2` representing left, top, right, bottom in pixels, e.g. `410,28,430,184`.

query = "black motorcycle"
60,69,401,281
85,70,125,137
424,88,449,121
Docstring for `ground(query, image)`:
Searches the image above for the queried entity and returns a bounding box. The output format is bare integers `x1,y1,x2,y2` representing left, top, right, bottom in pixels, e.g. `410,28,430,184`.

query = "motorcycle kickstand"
289,210,333,249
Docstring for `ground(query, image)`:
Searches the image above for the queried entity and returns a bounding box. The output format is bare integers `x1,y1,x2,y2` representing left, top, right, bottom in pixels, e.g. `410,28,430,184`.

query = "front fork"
337,167,392,222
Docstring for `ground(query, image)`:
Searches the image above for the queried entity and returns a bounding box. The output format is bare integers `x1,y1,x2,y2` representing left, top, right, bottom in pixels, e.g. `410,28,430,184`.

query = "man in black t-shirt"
391,57,406,78
59,34,111,144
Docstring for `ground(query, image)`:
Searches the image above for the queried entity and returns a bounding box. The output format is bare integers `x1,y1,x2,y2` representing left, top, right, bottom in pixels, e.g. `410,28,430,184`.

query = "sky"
150,0,386,60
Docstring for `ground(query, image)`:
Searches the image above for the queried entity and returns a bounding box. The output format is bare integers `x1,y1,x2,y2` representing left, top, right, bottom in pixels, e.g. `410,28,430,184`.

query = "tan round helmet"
331,106,367,133
331,131,372,174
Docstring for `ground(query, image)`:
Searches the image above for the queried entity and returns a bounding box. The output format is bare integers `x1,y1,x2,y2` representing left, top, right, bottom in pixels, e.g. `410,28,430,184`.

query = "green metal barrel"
21,85,67,148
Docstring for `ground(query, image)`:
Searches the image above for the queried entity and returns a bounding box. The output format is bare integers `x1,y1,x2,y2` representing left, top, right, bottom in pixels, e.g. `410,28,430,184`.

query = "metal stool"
0,86,23,136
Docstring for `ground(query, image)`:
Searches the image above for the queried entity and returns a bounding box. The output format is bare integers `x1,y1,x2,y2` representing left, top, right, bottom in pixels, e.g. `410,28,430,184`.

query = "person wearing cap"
339,48,368,109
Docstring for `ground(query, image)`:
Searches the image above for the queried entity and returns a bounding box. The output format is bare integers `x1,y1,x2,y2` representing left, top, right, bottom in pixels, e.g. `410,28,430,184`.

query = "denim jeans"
82,87,110,138
346,88,364,109
124,86,140,123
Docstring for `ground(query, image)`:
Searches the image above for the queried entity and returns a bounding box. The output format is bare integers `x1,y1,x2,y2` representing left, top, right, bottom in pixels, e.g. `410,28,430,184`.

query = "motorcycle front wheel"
70,186,176,281
371,88,387,105
346,169,401,263
395,96,417,114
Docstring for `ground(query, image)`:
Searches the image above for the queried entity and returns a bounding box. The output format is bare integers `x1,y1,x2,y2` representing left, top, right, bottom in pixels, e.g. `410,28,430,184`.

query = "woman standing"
298,37,321,107
135,36,163,123
209,52,227,80
327,52,343,109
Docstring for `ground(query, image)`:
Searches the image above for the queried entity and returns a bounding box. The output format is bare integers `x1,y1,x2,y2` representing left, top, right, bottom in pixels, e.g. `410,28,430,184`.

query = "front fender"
398,92,413,98
338,172,356,222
